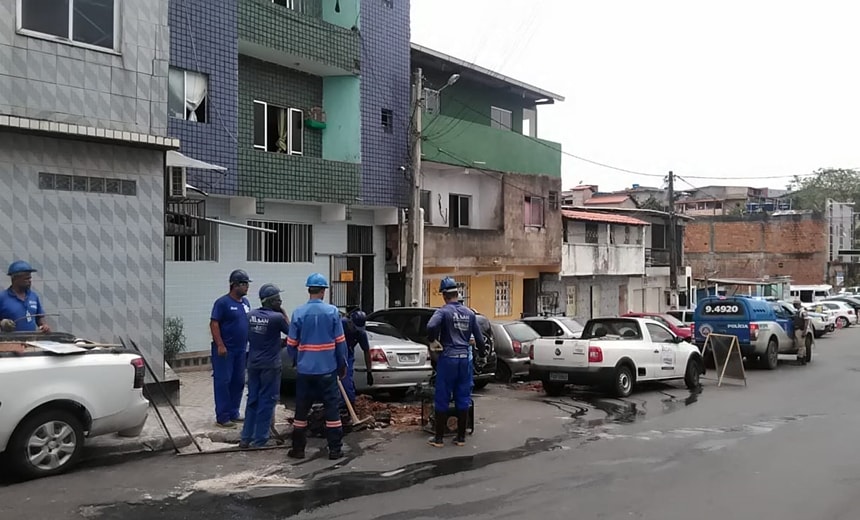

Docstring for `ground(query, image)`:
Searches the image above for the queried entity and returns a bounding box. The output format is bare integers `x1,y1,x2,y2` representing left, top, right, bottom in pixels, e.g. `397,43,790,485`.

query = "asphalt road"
3,328,860,519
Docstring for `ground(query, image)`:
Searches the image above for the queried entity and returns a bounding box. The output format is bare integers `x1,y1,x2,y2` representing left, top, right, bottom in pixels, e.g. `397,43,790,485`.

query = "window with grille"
490,106,512,130
548,190,559,210
246,221,313,263
422,279,431,307
524,196,545,228
168,219,219,262
566,285,577,316
624,225,631,244
585,222,599,244
494,276,513,317
456,279,470,306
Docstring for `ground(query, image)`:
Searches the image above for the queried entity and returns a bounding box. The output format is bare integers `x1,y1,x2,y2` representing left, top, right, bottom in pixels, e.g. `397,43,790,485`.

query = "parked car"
805,301,856,328
367,307,497,389
280,321,433,399
520,316,584,339
0,332,149,480
529,317,704,398
622,312,692,341
773,301,834,338
666,309,695,325
490,321,540,382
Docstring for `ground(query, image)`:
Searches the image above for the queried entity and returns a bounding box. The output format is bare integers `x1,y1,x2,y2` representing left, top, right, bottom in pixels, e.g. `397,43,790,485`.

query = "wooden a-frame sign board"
702,333,747,387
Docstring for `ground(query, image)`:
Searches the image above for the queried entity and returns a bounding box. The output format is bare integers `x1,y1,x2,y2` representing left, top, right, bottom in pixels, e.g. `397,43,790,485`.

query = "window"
646,323,674,343
494,275,513,317
168,68,208,123
273,0,301,10
381,109,393,133
566,286,577,317
624,225,631,245
38,172,135,196
585,222,599,244
246,221,313,263
19,0,117,50
456,279,470,306
449,194,470,228
522,107,536,137
524,196,544,227
169,219,218,262
422,279,431,307
382,0,393,7
651,224,667,249
423,88,440,114
420,190,432,224
490,106,512,130
548,190,559,210
609,225,617,244
253,101,303,155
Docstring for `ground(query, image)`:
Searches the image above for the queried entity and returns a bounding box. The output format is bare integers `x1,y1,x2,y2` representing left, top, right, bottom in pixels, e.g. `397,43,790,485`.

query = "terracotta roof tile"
584,195,630,205
561,209,649,226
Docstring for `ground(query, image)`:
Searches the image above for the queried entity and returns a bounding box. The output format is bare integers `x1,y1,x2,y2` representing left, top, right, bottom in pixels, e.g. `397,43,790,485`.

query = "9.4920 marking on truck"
702,304,742,315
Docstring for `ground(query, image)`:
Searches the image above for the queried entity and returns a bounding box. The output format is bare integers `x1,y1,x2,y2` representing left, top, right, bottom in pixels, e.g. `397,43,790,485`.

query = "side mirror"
673,335,684,343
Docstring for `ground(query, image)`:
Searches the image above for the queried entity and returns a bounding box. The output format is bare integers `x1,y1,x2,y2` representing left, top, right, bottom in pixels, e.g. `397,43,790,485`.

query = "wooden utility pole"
667,170,679,308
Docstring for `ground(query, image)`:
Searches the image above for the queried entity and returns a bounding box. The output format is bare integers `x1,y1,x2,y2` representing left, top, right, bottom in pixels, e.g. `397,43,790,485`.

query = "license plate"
549,372,568,382
398,354,419,363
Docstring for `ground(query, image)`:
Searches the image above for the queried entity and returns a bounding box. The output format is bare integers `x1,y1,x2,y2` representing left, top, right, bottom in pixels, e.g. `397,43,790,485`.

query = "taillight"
512,340,522,354
750,323,759,341
370,348,388,364
529,345,535,360
588,346,603,363
131,357,145,389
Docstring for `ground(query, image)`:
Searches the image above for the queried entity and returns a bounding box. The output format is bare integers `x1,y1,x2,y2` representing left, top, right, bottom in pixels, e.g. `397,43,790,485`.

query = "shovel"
337,378,374,429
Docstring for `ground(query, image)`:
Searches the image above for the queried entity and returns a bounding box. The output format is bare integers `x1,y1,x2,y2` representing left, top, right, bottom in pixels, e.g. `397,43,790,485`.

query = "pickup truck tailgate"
533,338,590,368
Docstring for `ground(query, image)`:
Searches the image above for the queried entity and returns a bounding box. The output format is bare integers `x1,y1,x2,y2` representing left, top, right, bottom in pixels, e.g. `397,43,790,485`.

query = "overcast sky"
410,0,860,193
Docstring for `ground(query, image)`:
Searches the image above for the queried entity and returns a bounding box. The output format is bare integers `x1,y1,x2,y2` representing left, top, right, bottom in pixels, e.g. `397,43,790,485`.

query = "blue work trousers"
241,367,281,446
211,347,246,424
292,373,343,453
434,355,473,412
342,356,357,405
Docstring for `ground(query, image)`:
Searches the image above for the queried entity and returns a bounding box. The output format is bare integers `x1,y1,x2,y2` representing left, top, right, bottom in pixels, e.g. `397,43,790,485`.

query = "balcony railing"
562,243,645,276
645,248,671,267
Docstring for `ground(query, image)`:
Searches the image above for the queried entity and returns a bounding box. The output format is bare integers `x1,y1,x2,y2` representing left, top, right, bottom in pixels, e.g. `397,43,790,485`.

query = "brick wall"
684,213,828,284
359,0,411,208
168,0,239,195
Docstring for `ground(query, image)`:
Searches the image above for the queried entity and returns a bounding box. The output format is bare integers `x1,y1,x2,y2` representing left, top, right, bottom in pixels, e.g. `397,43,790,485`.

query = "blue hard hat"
229,269,251,284
439,277,458,293
7,260,37,276
306,273,330,288
350,310,367,328
259,283,282,301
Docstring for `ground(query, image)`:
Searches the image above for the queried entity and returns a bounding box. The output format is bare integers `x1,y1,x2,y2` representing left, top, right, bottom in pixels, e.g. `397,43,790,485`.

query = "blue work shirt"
210,294,251,351
426,302,485,358
0,287,45,332
247,308,291,369
286,299,347,375
342,317,370,363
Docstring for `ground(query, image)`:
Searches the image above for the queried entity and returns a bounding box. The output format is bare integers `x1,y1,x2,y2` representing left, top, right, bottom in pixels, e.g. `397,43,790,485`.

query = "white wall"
421,163,502,230
165,198,386,352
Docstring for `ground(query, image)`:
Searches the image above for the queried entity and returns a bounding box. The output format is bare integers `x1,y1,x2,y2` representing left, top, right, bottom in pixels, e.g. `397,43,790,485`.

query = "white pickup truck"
0,334,150,479
529,317,705,398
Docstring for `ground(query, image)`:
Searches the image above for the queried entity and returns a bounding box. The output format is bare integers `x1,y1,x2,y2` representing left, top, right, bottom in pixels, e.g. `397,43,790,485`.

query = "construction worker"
341,309,373,409
210,269,252,428
792,300,809,365
240,283,290,448
286,273,348,460
0,260,50,333
426,277,486,448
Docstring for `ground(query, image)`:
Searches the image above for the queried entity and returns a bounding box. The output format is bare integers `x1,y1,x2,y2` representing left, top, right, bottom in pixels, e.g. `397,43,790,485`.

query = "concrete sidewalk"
84,371,295,459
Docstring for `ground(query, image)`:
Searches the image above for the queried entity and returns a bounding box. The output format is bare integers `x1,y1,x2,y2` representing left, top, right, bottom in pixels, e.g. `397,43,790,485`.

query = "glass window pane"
72,0,115,49
253,102,266,148
22,0,69,38
168,68,186,120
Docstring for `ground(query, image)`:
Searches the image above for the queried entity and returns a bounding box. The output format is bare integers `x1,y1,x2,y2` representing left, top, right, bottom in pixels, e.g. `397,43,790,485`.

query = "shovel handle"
337,377,362,424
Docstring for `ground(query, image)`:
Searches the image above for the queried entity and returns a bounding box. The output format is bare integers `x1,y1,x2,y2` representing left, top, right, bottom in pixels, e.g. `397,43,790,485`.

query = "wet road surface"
3,329,860,519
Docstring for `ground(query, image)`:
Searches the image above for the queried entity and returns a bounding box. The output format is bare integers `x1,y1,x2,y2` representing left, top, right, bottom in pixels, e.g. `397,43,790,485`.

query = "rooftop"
562,209,649,226
584,195,631,205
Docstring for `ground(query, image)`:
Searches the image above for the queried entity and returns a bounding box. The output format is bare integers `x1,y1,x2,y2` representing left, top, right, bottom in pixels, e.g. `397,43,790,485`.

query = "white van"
789,285,833,303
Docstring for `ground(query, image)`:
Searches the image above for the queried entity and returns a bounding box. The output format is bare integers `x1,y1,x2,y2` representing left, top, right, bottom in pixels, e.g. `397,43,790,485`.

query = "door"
388,272,405,308
523,279,539,317
646,323,678,378
590,284,602,318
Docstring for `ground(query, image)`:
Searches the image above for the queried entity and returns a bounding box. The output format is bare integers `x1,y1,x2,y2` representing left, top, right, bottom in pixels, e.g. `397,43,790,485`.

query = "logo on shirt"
453,312,471,332
243,302,251,314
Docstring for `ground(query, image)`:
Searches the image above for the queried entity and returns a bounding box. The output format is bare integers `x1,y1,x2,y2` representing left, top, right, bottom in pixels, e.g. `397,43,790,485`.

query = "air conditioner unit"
168,167,187,198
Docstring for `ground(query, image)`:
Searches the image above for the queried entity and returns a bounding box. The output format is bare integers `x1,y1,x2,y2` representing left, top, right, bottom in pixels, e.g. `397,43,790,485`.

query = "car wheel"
495,361,513,384
542,381,565,397
761,338,779,370
684,358,702,390
8,409,85,480
612,365,634,398
839,316,849,329
473,380,490,391
805,335,813,363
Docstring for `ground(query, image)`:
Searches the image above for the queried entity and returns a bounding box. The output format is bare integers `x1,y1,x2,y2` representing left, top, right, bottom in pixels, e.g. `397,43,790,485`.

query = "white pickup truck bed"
0,337,149,479
529,317,704,397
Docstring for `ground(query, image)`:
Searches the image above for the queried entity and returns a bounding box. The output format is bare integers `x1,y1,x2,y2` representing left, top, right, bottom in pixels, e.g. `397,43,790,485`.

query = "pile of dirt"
511,381,544,392
353,395,423,431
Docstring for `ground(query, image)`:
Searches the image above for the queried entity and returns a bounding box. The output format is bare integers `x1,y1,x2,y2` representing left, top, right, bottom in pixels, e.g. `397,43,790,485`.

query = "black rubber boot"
428,411,446,447
454,410,468,446
288,428,306,459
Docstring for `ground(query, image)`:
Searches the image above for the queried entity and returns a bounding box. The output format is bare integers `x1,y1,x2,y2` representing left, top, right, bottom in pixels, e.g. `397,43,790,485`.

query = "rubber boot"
288,428,306,459
428,411,446,447
454,410,468,446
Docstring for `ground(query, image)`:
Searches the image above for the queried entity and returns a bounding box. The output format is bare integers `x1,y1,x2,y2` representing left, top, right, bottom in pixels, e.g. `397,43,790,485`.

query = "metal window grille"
456,278,470,306
548,190,559,210
585,222,599,244
566,285,577,316
423,279,431,307
494,276,513,317
347,225,373,254
246,221,313,263
38,172,135,196
169,218,219,262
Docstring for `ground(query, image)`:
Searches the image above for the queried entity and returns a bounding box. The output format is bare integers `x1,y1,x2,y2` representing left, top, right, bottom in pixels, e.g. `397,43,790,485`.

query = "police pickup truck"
529,317,704,398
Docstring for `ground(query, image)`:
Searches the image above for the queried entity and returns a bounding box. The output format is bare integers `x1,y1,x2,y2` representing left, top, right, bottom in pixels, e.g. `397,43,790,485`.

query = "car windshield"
504,322,540,342
581,319,642,340
365,322,408,340
656,314,684,327
559,317,584,332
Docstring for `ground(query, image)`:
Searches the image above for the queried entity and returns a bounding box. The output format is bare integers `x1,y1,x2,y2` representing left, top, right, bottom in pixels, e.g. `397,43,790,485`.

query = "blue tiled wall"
359,0,411,208
168,0,239,196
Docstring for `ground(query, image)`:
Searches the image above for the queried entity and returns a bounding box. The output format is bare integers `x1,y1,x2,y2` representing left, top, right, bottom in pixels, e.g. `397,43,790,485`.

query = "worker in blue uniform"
286,273,348,460
340,309,373,409
210,269,252,428
426,277,486,448
0,260,50,333
240,283,290,448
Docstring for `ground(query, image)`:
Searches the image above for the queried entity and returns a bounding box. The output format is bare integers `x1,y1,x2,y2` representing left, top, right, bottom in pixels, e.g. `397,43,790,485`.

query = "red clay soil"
353,395,423,431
